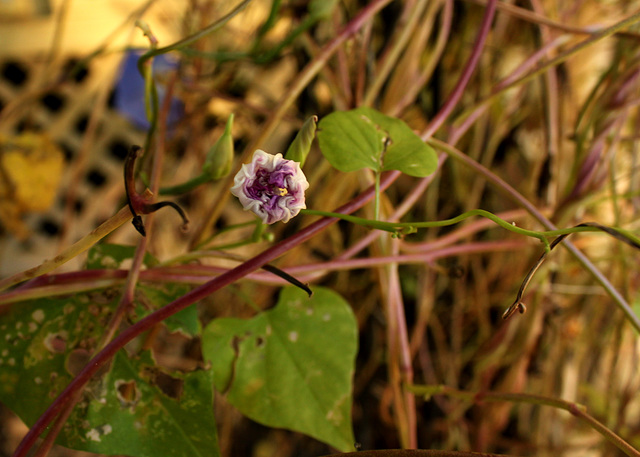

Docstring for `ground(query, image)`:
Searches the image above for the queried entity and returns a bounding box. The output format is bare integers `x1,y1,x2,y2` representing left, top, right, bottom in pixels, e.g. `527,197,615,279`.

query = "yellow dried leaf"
0,132,65,238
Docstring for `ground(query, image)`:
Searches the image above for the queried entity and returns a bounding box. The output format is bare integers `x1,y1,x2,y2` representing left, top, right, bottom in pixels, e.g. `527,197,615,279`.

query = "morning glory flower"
231,150,309,224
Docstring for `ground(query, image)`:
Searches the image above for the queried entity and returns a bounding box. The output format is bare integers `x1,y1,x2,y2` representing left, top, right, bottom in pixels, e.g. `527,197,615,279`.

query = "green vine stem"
0,240,525,308
192,219,268,250
407,385,640,457
136,0,253,78
300,208,640,250
301,208,640,323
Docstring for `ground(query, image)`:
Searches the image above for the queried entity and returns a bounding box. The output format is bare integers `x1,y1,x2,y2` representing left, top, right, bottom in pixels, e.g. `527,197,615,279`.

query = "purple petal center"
246,164,294,209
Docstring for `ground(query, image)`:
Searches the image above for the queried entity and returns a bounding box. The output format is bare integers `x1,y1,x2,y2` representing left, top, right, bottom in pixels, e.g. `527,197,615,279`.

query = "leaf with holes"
0,294,117,427
0,296,218,457
317,107,437,177
61,351,218,457
202,286,358,452
86,243,199,336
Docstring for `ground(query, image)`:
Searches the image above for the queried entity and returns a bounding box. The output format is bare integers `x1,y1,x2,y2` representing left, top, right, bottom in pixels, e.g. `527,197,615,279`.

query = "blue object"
114,50,184,130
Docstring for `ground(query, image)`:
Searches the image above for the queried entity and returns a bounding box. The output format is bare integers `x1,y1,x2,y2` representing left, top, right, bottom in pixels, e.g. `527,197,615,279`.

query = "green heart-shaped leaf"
202,286,357,452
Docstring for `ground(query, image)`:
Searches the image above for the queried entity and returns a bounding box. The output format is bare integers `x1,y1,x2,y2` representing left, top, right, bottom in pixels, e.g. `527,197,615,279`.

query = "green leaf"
137,284,200,337
317,107,438,177
317,109,383,172
0,296,218,457
202,286,357,452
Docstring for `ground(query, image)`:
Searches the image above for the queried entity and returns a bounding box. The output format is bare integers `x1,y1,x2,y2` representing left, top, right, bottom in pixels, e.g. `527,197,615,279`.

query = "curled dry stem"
124,145,189,236
503,222,640,319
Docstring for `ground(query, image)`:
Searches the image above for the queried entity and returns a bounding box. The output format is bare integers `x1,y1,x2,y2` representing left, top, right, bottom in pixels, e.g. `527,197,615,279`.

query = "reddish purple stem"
421,0,498,139
12,171,401,457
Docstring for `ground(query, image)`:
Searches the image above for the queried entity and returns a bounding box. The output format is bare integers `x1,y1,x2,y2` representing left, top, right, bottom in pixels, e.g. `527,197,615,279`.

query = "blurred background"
1,1,640,456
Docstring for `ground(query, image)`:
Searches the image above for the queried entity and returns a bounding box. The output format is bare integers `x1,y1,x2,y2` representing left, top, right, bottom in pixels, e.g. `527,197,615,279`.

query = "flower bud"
204,114,234,180
285,115,317,167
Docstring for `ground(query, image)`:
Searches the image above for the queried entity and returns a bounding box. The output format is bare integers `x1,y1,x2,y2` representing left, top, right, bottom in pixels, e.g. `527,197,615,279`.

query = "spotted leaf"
0,295,216,457
202,286,357,452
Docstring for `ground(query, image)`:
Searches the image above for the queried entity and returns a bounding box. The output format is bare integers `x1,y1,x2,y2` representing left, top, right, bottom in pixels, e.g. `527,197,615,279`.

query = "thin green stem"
203,239,259,251
301,208,640,250
0,240,526,306
253,14,316,63
0,279,124,307
194,219,268,251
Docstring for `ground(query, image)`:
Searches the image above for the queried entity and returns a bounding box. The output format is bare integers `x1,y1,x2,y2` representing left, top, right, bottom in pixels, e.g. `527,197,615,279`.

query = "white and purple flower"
231,150,309,224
